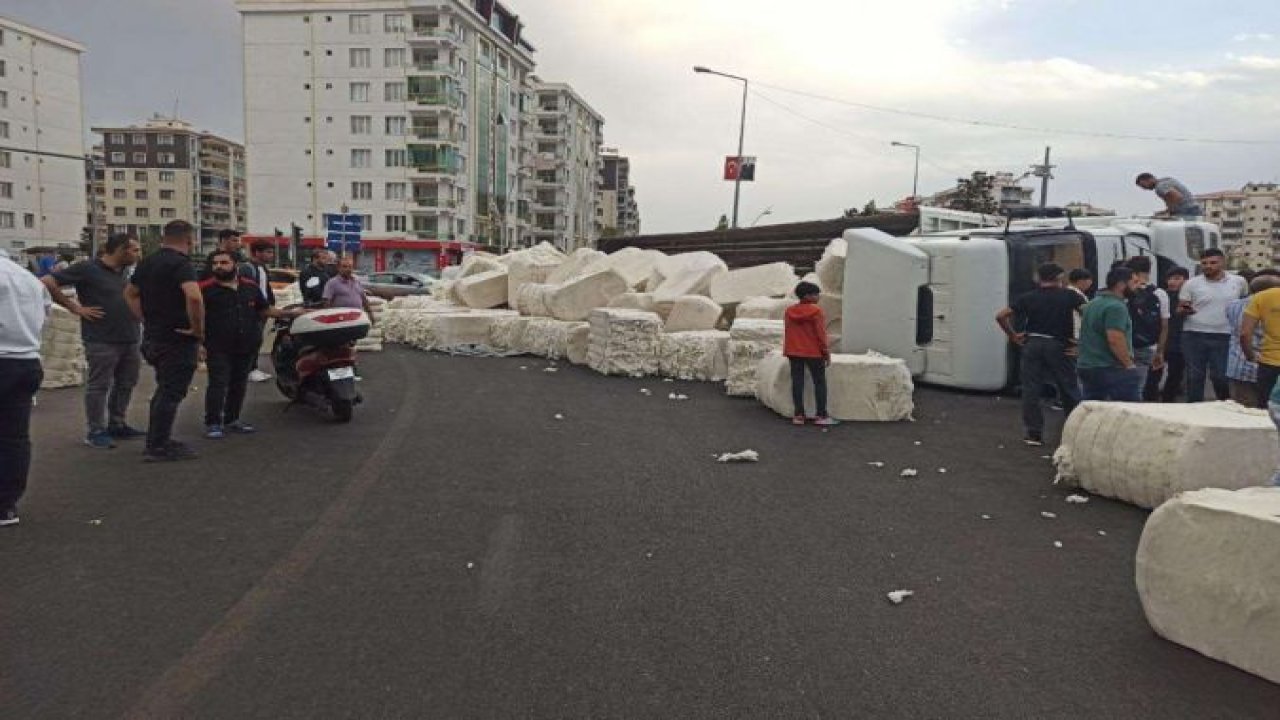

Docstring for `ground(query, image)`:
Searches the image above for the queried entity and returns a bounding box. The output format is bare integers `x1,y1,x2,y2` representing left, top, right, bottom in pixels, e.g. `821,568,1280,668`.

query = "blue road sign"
324,212,364,254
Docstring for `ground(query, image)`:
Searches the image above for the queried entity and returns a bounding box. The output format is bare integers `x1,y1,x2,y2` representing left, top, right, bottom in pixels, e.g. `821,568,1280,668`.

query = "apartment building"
0,17,86,255
1198,183,1280,270
1063,201,1115,218
92,116,246,251
529,79,603,250
598,148,639,238
922,171,1035,212
237,0,539,271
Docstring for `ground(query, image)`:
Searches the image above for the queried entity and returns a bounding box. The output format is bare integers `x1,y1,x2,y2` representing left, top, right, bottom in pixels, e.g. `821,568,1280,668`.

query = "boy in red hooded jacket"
784,281,838,426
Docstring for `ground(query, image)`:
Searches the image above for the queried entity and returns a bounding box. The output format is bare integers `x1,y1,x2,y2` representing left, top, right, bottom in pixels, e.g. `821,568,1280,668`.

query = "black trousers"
789,357,828,417
1144,352,1186,402
1020,337,1080,436
0,358,43,512
141,339,198,450
205,351,256,426
1257,362,1280,410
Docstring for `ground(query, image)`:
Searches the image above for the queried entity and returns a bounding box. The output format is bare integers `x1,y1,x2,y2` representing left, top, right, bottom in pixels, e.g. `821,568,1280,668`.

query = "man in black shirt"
42,233,144,449
198,250,296,438
996,263,1087,446
124,220,205,462
299,249,331,307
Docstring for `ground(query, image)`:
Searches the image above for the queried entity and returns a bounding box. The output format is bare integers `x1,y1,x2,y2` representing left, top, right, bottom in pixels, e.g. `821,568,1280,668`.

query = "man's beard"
213,269,236,281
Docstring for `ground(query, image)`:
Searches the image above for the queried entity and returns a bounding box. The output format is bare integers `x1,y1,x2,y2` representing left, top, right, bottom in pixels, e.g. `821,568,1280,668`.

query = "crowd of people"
0,220,376,527
999,247,1280,465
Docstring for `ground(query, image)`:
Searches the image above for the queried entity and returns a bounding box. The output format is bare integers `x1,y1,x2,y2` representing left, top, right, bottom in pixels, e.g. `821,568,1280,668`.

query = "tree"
860,200,878,216
715,214,729,231
949,171,999,214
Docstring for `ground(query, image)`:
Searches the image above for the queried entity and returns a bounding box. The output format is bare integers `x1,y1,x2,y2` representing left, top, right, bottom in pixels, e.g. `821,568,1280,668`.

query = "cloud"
1232,32,1275,43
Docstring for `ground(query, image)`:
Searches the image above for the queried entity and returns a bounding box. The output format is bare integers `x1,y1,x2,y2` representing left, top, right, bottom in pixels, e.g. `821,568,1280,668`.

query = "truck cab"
842,215,1220,391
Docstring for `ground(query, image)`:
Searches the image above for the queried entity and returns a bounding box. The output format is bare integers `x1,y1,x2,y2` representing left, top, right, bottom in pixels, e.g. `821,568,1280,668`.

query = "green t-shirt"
1077,292,1133,370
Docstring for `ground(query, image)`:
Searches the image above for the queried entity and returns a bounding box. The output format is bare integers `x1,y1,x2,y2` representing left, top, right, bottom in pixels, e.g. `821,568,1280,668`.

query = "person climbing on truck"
783,281,837,427
1135,173,1203,219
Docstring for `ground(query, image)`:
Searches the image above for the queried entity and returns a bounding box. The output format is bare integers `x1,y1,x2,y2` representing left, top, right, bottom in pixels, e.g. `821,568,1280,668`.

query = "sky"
6,0,1280,233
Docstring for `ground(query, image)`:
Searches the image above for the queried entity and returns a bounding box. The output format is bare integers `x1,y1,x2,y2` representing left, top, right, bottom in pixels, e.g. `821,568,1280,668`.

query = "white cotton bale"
726,319,785,397
459,254,504,279
664,295,723,333
430,310,517,352
526,318,590,363
607,292,660,316
549,270,628,322
815,237,847,293
652,252,728,306
709,262,797,307
456,268,510,309
516,283,556,317
735,297,793,321
755,351,914,421
547,247,607,285
440,266,463,282
506,253,564,313
583,246,661,290
1136,487,1280,685
489,315,534,354
659,331,730,381
1053,401,1278,509
587,309,663,377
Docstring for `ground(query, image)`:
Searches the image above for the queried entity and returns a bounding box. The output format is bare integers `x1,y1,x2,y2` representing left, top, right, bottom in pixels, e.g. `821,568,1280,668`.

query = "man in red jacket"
784,281,838,426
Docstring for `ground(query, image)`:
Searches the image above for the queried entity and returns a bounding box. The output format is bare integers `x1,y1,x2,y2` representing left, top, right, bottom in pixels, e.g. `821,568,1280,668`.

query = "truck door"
841,228,930,375
1006,231,1096,298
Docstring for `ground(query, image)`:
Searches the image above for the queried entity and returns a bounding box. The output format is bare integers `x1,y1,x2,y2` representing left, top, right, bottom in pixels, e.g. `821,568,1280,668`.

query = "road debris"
887,590,914,605
1041,511,1058,519
1066,494,1090,504
867,461,885,468
899,468,918,477
716,449,760,463
1053,541,1063,548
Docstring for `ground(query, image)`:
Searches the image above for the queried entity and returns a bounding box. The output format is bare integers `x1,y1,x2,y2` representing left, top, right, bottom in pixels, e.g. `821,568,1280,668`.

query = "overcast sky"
7,0,1280,232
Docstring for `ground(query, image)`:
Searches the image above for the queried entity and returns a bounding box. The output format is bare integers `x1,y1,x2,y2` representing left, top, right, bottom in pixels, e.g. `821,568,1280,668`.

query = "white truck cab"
842,211,1221,391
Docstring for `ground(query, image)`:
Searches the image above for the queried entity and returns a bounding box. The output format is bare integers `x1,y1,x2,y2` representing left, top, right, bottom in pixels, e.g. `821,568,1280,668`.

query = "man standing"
243,241,277,383
1135,173,1203,218
299,249,334,307
124,220,204,462
1123,256,1169,393
1077,267,1143,401
1180,248,1247,402
323,256,374,319
42,233,145,448
199,251,297,438
1240,274,1280,405
1146,267,1190,401
199,229,245,280
0,252,50,526
996,263,1087,446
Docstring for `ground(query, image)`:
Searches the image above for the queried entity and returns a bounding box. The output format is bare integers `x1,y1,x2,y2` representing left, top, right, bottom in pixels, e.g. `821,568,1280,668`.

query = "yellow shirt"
1243,288,1280,366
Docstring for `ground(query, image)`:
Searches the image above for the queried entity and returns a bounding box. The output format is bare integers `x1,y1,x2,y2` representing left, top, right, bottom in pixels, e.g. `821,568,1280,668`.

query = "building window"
349,14,370,34
350,82,370,103
0,212,13,229
0,121,9,139
386,215,406,232
136,208,149,218
23,213,34,229
112,170,125,181
159,171,175,182
113,207,126,217
0,90,7,109
158,152,176,165
131,134,146,145
134,171,146,181
350,115,372,134
386,182,406,201
385,116,406,135
0,60,5,77
384,48,405,68
362,215,373,231
112,189,126,199
135,189,148,200
109,133,124,144
384,82,406,102
349,48,371,68
350,149,372,168
161,208,176,219
132,153,145,163
160,189,174,200
0,181,10,198
0,150,8,168
385,149,407,167
158,134,175,145
352,182,373,200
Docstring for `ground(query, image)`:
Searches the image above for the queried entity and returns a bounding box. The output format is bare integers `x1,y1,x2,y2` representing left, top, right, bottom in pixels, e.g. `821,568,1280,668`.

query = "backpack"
1129,285,1162,348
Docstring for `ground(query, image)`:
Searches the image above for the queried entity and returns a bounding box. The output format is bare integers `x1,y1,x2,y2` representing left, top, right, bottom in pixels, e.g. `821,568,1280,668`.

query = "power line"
753,81,1280,145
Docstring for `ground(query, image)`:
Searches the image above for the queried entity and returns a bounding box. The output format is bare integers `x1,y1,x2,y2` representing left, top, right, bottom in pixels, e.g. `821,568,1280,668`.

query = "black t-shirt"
199,278,268,354
130,247,197,343
1011,286,1087,341
51,259,140,344
299,263,329,305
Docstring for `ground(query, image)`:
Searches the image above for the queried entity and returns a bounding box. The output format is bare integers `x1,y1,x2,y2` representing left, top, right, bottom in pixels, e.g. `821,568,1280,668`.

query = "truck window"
1007,232,1093,299
1186,226,1206,259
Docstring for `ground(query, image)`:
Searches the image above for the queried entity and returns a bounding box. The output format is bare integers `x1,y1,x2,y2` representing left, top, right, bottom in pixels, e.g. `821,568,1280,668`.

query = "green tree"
949,172,999,214
715,214,729,231
860,200,878,216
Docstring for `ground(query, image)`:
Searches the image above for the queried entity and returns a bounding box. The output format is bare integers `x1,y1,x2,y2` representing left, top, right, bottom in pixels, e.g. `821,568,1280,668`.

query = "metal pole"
731,78,747,229
911,146,920,202
1039,146,1051,209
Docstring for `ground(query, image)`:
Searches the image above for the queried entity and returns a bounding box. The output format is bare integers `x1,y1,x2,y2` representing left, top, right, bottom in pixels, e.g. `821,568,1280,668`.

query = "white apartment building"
598,148,639,238
238,0,537,271
1198,183,1280,270
0,17,86,256
529,80,603,250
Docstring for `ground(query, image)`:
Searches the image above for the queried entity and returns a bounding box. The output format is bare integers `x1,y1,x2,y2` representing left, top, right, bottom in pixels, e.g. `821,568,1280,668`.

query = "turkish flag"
724,156,740,181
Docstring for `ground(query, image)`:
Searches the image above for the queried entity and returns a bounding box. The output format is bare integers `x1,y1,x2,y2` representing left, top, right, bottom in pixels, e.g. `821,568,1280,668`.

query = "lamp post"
750,207,773,227
694,65,748,229
890,141,920,203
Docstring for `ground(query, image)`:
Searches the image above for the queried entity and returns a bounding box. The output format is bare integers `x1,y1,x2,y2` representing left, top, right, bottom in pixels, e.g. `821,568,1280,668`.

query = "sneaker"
205,425,225,439
107,424,146,440
1024,434,1044,447
84,431,117,449
144,441,199,463
225,420,257,434
792,415,806,426
814,416,841,427
0,508,18,527
248,369,273,382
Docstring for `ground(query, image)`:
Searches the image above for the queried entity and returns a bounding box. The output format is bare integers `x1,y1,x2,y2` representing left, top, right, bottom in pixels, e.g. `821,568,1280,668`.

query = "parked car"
360,271,439,299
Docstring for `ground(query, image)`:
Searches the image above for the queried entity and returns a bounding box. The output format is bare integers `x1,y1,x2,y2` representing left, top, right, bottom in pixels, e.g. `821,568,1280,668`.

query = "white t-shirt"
0,257,51,359
1181,273,1248,335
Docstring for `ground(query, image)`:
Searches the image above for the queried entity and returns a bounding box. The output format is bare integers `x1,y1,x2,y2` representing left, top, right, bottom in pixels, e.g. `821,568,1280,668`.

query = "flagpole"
694,65,749,229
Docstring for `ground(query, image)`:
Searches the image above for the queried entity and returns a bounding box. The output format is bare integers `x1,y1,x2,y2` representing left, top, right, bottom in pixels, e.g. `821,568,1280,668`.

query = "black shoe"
107,424,146,439
1023,434,1044,447
143,440,199,463
0,508,18,527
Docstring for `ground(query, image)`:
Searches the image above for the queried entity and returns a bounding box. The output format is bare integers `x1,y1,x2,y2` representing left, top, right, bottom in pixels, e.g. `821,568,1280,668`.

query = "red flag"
724,156,740,181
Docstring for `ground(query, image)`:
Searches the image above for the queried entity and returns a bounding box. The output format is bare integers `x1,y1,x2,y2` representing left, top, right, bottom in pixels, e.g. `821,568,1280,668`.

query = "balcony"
410,196,459,214
411,61,460,80
408,26,461,47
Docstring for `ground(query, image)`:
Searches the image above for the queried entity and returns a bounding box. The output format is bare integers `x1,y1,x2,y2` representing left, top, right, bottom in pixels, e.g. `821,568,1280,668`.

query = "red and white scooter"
271,307,370,422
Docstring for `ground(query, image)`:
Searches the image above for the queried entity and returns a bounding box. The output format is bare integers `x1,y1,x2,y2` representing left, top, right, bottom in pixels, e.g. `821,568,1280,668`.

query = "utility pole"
1031,146,1054,209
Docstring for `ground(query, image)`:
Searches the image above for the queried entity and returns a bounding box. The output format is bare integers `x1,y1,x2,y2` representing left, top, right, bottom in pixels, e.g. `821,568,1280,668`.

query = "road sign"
324,213,364,254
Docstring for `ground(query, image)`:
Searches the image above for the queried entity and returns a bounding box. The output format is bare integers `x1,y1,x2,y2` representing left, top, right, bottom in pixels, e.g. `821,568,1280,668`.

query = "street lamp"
694,65,748,229
891,141,920,203
750,207,773,227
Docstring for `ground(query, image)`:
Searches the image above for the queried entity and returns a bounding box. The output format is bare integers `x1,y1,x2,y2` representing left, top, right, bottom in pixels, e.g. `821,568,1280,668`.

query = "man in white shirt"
1179,248,1248,402
0,254,52,526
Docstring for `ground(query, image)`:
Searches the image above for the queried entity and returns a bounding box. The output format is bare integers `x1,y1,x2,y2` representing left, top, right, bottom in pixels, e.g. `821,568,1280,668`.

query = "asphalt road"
4,347,1279,719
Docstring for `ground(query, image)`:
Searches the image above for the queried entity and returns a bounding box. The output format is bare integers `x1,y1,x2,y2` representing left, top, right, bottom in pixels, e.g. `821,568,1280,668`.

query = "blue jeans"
1269,404,1280,487
1182,331,1230,403
1078,366,1142,402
